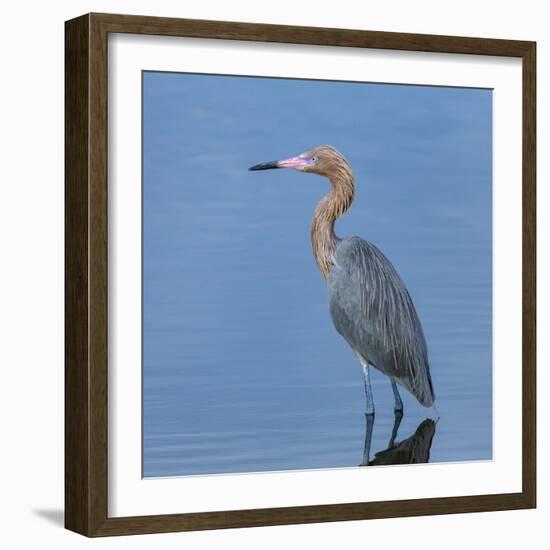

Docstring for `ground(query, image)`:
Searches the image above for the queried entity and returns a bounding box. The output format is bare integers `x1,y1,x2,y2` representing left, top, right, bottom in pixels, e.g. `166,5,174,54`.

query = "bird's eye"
311,156,317,162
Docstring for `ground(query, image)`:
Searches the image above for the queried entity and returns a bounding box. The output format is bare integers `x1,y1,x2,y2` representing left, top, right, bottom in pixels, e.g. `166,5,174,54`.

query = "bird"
249,145,435,416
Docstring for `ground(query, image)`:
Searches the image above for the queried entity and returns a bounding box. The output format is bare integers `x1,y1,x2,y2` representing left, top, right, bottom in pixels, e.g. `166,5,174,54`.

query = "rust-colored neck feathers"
311,160,355,279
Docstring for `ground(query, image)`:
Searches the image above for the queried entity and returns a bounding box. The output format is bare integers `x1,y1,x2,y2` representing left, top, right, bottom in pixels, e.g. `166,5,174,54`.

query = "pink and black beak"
249,155,313,171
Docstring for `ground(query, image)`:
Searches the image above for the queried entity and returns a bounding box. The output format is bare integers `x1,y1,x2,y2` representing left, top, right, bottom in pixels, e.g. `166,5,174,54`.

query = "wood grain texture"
64,12,537,537
92,12,533,56
65,14,91,535
88,13,109,535
521,42,537,508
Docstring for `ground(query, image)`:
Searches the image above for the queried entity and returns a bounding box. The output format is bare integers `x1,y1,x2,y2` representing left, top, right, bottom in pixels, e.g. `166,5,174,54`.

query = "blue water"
143,72,492,477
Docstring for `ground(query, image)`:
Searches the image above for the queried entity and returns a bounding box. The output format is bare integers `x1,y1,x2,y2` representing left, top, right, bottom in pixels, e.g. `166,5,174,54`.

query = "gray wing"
328,236,435,406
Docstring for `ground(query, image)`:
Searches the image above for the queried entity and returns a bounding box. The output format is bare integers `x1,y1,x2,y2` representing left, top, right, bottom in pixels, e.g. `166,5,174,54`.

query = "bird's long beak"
249,155,312,171
248,160,281,171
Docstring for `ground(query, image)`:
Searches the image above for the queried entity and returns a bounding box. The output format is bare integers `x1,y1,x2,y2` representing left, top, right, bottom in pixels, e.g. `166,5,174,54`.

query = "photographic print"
142,71,492,478
65,14,536,535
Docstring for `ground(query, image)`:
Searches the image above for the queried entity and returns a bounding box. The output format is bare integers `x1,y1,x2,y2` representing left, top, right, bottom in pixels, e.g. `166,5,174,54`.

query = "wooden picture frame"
65,12,536,537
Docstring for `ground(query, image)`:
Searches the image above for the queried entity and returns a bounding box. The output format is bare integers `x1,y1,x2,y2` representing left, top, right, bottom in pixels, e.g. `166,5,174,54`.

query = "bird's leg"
357,357,375,465
361,412,376,466
391,379,404,414
362,363,375,416
388,410,403,448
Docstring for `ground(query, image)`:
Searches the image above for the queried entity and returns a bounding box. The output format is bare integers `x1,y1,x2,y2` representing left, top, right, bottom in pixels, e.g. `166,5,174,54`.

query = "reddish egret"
249,145,435,417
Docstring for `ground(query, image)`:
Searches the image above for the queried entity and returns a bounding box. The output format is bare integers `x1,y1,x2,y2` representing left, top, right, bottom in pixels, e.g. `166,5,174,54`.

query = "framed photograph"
65,12,536,537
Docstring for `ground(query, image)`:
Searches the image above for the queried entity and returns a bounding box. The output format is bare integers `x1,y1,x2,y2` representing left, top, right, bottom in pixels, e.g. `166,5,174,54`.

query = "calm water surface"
143,73,492,477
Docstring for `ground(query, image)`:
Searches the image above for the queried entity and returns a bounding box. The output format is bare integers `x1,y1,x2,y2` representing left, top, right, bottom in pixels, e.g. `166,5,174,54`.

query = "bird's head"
249,145,350,179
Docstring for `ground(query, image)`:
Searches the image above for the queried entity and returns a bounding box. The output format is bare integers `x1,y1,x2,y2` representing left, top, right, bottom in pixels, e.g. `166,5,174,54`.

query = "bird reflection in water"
361,415,437,466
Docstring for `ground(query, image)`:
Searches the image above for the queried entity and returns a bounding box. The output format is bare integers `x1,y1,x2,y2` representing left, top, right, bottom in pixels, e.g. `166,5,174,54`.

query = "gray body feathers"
328,236,435,407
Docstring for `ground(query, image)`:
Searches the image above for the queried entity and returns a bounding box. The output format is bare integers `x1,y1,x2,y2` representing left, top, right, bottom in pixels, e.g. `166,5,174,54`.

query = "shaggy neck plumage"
311,165,355,279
